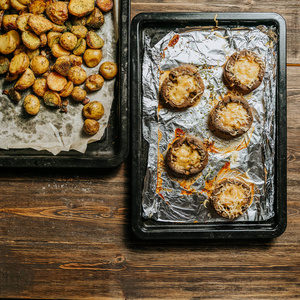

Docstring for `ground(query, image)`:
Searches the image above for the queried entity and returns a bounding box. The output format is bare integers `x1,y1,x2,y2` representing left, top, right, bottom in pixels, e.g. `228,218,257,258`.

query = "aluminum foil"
0,9,118,155
142,25,277,223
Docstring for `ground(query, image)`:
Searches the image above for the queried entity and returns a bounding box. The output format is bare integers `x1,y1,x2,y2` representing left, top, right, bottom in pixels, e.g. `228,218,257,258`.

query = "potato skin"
30,55,49,75
83,101,104,120
68,0,95,17
43,90,62,107
2,14,18,31
99,61,117,80
47,71,68,92
86,8,104,29
17,13,32,32
51,43,70,57
32,78,48,96
9,52,30,74
23,94,40,115
68,66,87,85
28,0,46,14
72,38,86,56
46,1,68,25
71,25,87,38
28,14,53,36
83,119,99,135
39,33,47,47
69,54,82,66
0,0,10,10
0,56,10,74
22,31,41,50
0,30,20,55
83,49,102,68
14,68,35,91
3,87,22,102
85,74,104,91
60,32,77,51
47,32,62,48
59,81,73,97
86,31,104,49
96,0,113,12
53,55,71,76
71,86,86,102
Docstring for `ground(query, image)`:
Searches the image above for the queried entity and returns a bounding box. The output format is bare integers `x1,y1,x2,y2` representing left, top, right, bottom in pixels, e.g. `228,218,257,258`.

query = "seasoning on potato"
85,74,104,91
86,31,104,49
99,61,117,80
96,0,113,12
51,43,71,57
71,25,88,38
22,31,41,50
14,68,35,91
72,38,86,56
59,81,74,97
60,32,78,51
83,119,100,135
69,54,83,66
47,71,68,92
0,56,10,74
2,14,18,31
68,66,87,85
32,78,48,97
30,55,49,75
43,90,62,108
86,8,104,29
3,88,22,103
71,86,87,102
46,2,68,25
23,94,40,116
82,101,104,120
53,55,71,76
0,30,21,55
9,52,29,75
16,13,32,32
68,0,95,17
83,49,102,68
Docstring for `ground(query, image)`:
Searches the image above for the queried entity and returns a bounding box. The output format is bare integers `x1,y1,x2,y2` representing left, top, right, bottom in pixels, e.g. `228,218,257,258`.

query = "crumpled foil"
0,10,117,155
142,25,277,223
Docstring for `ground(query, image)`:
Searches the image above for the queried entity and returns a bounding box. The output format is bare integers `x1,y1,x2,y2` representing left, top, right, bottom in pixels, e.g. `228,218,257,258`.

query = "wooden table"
1,1,300,299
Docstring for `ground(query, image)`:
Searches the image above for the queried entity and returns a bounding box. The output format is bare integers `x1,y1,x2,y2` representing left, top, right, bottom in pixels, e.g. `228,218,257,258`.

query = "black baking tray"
131,13,287,239
0,0,129,168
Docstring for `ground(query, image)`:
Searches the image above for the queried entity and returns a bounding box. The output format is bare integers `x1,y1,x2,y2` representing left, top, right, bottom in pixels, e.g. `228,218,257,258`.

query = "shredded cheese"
172,143,201,170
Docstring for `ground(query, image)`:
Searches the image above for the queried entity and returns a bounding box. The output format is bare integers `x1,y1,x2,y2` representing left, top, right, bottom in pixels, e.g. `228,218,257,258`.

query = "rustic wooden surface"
1,1,300,299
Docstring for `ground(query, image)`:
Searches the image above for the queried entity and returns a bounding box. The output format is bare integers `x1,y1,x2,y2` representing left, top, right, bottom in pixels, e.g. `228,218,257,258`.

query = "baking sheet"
0,7,117,155
141,24,277,223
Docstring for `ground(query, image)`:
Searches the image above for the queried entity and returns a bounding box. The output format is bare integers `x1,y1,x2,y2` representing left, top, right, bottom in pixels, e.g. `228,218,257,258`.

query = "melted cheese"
231,56,260,86
169,75,197,105
172,143,201,170
218,102,250,130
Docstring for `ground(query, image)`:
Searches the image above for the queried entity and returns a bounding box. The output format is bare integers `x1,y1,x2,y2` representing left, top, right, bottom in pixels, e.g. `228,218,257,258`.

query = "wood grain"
0,1,300,299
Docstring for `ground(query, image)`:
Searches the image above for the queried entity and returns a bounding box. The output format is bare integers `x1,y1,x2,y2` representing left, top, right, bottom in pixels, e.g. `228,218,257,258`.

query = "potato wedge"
68,66,87,85
51,43,70,57
71,25,87,38
83,49,102,68
9,52,30,74
22,31,40,50
96,0,113,12
2,14,18,31
47,31,62,47
17,13,32,31
30,55,49,75
72,38,86,56
0,30,20,54
0,56,9,74
68,0,94,17
23,94,40,115
59,81,73,97
14,68,35,91
29,0,46,14
47,71,67,91
10,0,27,11
43,90,61,107
86,8,104,29
60,32,77,51
86,31,104,49
46,1,68,25
0,0,10,10
28,14,53,35
53,55,71,76
32,78,48,97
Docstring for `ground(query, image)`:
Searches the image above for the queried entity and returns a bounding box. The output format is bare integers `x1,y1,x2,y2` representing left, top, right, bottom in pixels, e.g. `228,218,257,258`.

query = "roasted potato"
83,49,102,68
70,25,87,38
51,43,70,57
82,101,104,120
71,86,86,102
85,74,104,91
96,0,113,12
22,31,40,50
59,81,73,97
47,31,62,48
83,119,99,135
28,15,53,36
32,78,48,96
5,72,19,82
86,31,104,49
9,52,30,74
17,13,32,31
3,87,22,102
0,56,10,74
68,0,94,17
30,55,49,75
51,23,67,32
18,0,31,5
23,94,40,115
26,48,40,60
2,14,18,31
13,44,26,56
46,1,68,25
0,30,20,54
0,0,10,10
47,71,68,91
11,0,27,11
60,32,77,51
0,10,4,30
29,0,46,14
71,16,87,26
39,33,47,47
99,61,117,80
72,38,86,56
68,66,87,85
69,54,82,66
43,90,62,107
14,68,35,90
86,8,104,29
53,55,71,76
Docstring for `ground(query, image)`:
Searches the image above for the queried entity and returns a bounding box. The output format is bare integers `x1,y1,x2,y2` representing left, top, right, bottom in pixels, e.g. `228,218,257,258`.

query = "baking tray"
131,12,287,239
0,0,129,168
